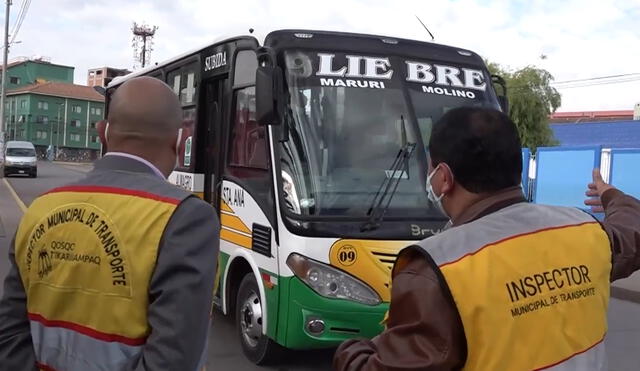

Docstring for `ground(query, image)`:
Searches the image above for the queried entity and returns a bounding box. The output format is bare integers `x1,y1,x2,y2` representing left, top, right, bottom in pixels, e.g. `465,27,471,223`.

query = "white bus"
107,29,507,364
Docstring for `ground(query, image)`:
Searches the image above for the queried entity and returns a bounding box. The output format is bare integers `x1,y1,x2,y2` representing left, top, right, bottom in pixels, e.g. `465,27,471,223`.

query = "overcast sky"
5,0,639,112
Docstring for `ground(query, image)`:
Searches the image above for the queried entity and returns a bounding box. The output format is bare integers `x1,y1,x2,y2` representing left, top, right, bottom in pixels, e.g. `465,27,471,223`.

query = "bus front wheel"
236,273,282,364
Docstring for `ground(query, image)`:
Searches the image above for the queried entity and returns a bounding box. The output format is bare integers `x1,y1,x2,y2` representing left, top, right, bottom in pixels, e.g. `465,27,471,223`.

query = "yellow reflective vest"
15,184,187,370
414,202,611,371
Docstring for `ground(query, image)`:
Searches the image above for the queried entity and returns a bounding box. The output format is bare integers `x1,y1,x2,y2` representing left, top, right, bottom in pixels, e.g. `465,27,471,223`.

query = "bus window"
167,61,199,170
184,72,196,104
229,86,268,169
166,62,199,106
226,86,272,211
171,73,181,96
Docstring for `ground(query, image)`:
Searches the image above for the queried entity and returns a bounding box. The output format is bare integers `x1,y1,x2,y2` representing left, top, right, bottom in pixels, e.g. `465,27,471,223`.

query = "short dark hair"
429,107,522,193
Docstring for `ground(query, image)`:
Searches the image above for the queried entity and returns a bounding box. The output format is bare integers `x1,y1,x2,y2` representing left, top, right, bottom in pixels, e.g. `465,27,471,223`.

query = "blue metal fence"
609,149,640,200
532,146,601,211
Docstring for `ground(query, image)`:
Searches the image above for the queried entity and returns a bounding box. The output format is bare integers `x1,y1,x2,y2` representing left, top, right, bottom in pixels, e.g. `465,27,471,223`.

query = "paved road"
0,161,334,370
1,161,639,370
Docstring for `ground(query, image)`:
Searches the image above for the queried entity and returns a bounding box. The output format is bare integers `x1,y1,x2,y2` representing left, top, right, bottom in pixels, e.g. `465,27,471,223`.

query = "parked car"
3,141,37,177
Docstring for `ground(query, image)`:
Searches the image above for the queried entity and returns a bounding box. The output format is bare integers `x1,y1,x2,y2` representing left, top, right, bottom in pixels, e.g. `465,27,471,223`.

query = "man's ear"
439,163,455,194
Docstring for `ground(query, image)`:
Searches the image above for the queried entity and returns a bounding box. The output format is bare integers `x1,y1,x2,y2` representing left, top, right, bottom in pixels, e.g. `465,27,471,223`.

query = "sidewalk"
51,160,93,173
612,272,640,303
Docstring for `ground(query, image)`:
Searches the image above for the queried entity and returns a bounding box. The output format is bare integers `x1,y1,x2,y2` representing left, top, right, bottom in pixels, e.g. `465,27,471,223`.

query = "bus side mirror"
491,74,509,115
256,66,282,125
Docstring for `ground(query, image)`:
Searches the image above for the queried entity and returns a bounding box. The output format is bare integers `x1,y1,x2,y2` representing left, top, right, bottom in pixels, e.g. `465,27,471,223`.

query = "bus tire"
236,272,283,364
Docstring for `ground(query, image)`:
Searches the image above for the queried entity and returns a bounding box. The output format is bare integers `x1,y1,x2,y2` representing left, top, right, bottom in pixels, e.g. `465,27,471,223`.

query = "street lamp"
54,102,64,160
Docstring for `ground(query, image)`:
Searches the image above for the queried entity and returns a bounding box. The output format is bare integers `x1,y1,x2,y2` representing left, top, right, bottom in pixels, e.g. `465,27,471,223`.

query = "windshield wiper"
361,116,416,232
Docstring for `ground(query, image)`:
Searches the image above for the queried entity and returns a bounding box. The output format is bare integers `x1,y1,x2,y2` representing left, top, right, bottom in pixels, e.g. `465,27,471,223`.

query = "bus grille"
370,250,398,270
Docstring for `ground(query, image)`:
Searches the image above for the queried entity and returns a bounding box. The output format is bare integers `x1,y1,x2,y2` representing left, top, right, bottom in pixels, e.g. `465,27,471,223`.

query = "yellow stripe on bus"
221,228,252,249
221,214,252,234
221,200,233,213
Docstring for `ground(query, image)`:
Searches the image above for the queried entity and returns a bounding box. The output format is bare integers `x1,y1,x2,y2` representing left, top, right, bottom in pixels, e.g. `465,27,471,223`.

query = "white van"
3,141,37,178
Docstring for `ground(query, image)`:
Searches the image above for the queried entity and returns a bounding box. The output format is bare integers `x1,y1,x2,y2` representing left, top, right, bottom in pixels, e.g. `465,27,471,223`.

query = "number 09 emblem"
337,245,357,266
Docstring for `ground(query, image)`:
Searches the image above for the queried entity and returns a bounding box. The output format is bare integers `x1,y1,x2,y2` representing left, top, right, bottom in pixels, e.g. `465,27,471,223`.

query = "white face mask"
104,121,110,144
426,165,449,218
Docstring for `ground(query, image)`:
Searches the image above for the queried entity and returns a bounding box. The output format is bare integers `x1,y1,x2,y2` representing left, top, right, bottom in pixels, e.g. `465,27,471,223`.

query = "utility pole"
132,22,157,69
0,0,10,146
56,103,61,159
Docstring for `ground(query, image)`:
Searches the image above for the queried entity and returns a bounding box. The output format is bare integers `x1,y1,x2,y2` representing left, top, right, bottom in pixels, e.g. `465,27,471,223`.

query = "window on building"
90,135,99,143
18,115,25,123
37,101,49,110
72,105,81,113
89,121,96,129
70,119,81,128
70,134,81,142
20,100,26,109
96,107,102,116
90,107,96,115
36,115,48,123
10,76,20,84
36,131,48,139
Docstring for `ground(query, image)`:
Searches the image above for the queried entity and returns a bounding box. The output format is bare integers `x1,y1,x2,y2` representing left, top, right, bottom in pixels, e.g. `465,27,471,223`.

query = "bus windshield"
280,50,498,219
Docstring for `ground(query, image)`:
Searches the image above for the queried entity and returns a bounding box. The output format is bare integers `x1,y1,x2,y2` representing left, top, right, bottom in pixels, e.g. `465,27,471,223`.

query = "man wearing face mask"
334,106,640,370
0,77,220,371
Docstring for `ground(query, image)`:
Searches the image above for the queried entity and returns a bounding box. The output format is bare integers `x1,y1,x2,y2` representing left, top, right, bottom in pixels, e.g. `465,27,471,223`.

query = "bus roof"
108,29,485,89
108,34,258,89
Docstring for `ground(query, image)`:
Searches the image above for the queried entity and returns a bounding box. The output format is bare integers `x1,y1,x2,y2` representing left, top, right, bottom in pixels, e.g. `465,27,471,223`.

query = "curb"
611,286,640,304
52,161,93,166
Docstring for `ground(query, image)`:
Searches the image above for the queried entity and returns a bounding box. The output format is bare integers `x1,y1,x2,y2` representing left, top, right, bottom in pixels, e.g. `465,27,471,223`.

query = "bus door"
202,76,228,207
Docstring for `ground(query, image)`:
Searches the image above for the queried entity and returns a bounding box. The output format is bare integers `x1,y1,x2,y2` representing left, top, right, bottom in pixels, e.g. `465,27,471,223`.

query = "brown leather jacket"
334,187,640,371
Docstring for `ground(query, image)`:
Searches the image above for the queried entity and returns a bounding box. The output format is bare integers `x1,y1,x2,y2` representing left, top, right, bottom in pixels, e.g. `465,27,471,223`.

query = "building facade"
1,57,75,88
5,83,105,159
2,58,105,160
551,120,640,148
87,67,131,87
549,110,634,123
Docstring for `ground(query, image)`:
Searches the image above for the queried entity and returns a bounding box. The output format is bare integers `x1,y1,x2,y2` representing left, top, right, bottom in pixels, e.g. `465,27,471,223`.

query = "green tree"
487,62,561,150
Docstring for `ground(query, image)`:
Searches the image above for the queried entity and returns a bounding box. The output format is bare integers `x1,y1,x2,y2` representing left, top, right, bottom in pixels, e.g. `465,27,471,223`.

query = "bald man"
0,77,220,371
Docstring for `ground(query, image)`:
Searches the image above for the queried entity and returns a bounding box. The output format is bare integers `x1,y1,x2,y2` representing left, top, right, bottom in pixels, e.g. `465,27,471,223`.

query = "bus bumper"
279,276,388,349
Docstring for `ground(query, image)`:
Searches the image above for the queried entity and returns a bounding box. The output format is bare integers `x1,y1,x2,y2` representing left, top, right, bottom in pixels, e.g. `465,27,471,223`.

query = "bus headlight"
286,253,381,306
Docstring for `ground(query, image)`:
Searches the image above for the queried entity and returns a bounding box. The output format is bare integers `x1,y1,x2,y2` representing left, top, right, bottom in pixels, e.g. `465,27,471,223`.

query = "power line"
9,0,31,44
553,77,640,89
10,0,26,37
552,72,640,85
509,74,640,91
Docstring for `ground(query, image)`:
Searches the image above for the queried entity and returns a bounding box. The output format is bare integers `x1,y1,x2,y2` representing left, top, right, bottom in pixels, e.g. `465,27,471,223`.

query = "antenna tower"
132,22,158,69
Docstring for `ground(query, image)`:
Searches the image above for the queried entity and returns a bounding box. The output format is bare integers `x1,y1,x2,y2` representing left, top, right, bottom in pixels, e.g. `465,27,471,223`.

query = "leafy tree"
487,62,561,151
